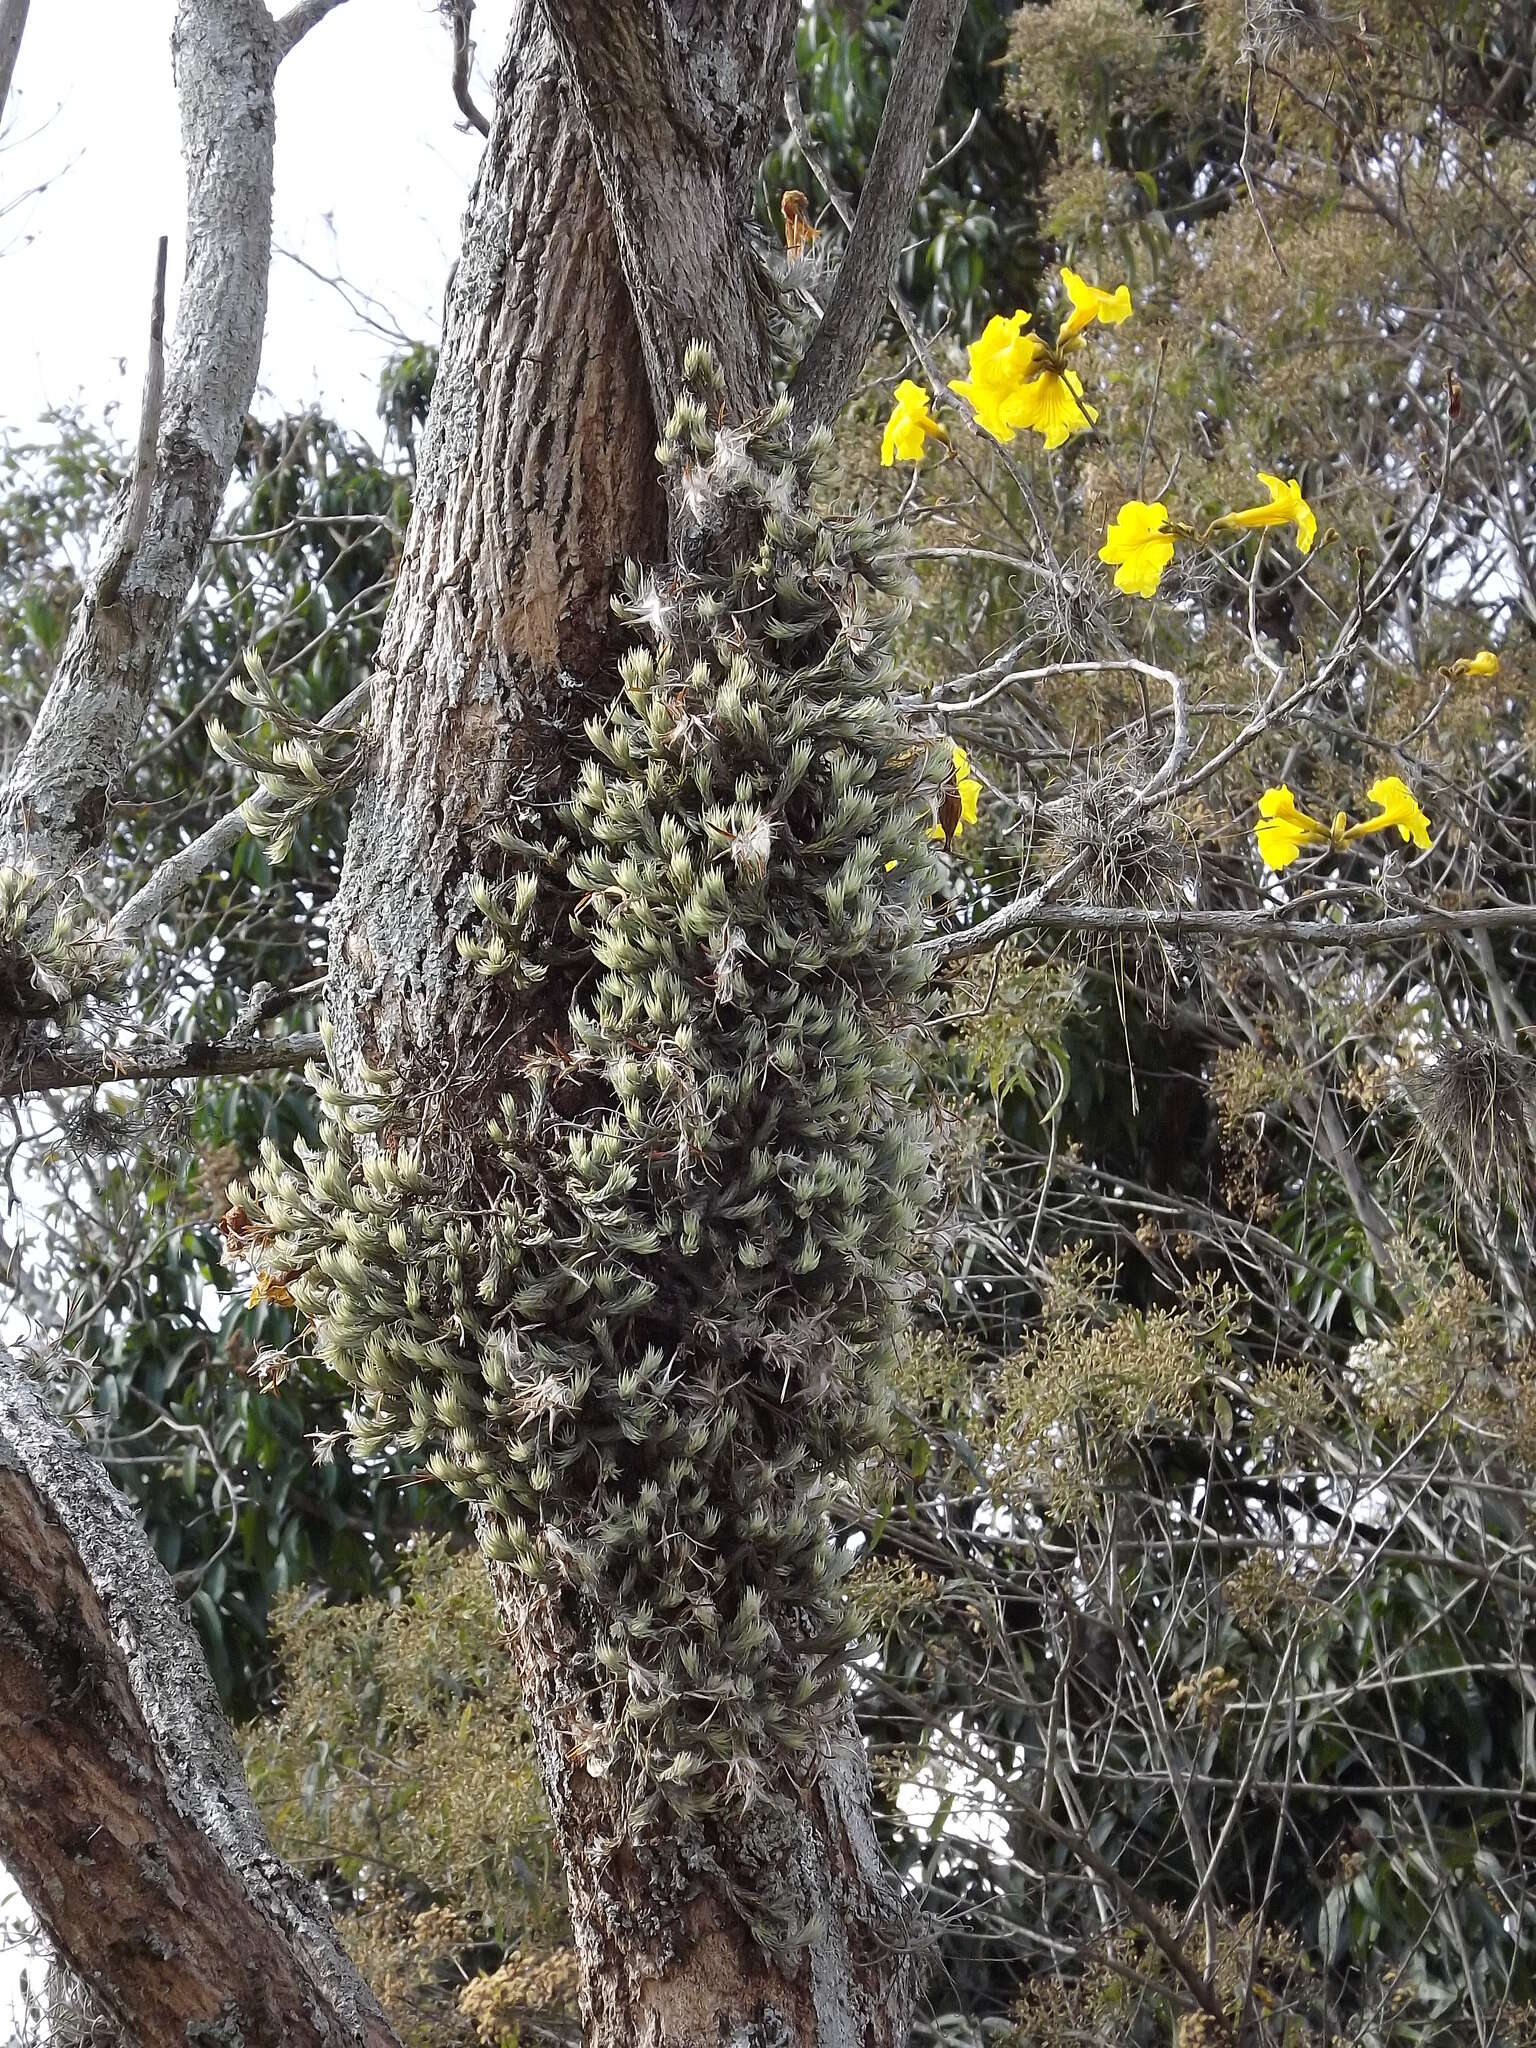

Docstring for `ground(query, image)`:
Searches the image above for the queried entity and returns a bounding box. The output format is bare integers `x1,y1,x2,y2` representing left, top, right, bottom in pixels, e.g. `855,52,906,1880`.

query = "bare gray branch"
113,678,370,940
96,235,169,609
0,0,281,886
0,1029,324,1099
445,0,489,134
0,0,29,131
274,0,349,57
931,899,1536,967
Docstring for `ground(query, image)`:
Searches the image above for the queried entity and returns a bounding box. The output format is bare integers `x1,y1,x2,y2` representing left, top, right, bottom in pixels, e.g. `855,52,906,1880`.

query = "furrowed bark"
534,0,799,416
0,1359,404,2048
0,0,280,885
324,5,923,2039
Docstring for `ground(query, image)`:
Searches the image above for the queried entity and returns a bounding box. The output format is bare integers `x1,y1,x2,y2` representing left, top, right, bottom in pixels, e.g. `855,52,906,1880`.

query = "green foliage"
246,1541,572,2046
3,395,443,1715
1005,0,1177,155
863,1269,1536,2040
0,410,120,739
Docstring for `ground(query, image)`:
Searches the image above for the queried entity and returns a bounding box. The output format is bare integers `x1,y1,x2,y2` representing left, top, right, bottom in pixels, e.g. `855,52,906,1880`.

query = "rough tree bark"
0,1360,404,2048
0,0,29,133
534,0,798,415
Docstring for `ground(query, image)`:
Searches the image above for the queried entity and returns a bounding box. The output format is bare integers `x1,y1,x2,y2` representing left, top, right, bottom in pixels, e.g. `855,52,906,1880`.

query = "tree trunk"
0,1360,404,2048
0,0,279,885
322,6,924,2040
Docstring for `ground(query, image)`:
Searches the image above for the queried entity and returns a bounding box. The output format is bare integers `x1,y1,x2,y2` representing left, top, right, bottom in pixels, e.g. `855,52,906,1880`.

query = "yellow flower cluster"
877,271,1323,604
950,268,1130,450
1254,777,1432,871
1099,472,1318,600
880,266,1132,464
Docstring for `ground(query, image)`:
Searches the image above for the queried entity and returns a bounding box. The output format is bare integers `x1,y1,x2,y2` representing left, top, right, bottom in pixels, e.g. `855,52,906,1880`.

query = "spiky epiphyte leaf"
207,650,365,864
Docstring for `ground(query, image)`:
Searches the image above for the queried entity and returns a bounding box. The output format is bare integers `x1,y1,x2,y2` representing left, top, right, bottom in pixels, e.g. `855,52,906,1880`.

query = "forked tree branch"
793,0,969,430
274,0,349,55
534,0,799,414
0,1359,403,2048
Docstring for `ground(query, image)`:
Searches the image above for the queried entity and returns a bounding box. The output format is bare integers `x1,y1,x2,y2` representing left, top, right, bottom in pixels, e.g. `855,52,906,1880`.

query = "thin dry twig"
443,0,489,137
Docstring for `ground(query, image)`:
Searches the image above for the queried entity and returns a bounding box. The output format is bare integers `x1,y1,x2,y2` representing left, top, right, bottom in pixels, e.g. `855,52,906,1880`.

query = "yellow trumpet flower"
1255,776,1432,870
1010,362,1098,449
881,380,948,465
1340,776,1432,852
1449,648,1499,679
1099,500,1175,597
948,312,1041,444
1057,267,1133,345
1214,473,1318,554
1254,785,1334,870
931,741,982,846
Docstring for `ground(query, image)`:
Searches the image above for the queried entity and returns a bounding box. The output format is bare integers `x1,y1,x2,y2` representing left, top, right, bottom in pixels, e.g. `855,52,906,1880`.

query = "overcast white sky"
0,3,516,2026
2,0,515,449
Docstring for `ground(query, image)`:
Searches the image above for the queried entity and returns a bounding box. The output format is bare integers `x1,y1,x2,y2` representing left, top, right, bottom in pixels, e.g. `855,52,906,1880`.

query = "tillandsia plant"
206,649,368,866
0,861,123,1063
241,345,940,1897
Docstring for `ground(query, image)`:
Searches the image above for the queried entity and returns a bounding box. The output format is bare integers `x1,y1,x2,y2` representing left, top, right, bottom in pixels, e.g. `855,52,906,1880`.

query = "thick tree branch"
0,0,29,130
792,0,969,430
274,0,349,56
931,898,1536,966
533,0,798,415
0,1029,323,1099
0,0,280,886
0,1360,403,2048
